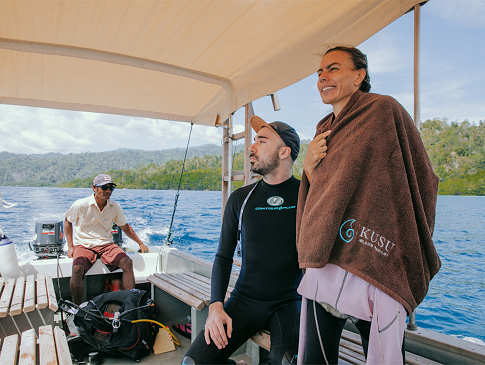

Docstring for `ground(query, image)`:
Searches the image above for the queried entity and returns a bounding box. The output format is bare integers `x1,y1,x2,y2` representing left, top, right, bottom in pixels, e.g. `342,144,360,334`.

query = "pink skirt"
297,264,406,365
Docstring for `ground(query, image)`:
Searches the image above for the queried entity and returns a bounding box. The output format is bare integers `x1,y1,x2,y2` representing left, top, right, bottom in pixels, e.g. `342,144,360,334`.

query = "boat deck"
16,250,485,365
101,335,253,365
102,335,191,365
94,337,367,365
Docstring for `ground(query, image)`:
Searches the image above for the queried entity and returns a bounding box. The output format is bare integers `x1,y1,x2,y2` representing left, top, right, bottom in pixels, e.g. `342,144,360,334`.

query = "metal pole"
270,93,280,111
413,4,421,129
221,115,233,212
408,4,422,330
244,103,254,186
408,311,418,330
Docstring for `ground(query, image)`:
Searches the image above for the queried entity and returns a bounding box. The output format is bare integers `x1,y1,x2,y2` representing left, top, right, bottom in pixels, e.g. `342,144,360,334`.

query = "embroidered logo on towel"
339,219,356,243
339,218,396,257
267,196,284,206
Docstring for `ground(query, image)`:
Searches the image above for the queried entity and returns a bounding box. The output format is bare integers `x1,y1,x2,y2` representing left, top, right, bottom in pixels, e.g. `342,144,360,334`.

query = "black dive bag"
73,288,158,361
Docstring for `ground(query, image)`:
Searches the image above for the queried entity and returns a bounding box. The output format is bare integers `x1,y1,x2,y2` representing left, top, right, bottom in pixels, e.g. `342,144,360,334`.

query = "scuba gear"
60,289,159,361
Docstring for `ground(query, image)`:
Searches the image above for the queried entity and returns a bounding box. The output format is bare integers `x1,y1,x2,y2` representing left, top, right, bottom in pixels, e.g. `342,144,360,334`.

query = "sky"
0,0,484,155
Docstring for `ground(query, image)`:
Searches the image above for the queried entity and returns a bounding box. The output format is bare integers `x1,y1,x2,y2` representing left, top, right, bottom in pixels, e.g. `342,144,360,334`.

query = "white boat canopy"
0,0,423,126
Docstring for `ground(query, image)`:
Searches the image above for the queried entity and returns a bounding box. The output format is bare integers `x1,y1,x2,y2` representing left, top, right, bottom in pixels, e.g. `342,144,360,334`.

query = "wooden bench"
250,328,443,365
0,275,58,316
148,271,233,342
0,275,59,337
0,325,72,365
149,267,481,364
148,271,285,362
148,271,443,364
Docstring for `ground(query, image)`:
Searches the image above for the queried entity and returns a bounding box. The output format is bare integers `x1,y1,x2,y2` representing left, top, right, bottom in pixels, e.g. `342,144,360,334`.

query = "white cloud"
421,79,485,123
0,105,222,154
79,111,100,122
389,81,485,124
359,14,413,75
1,1,484,154
429,0,485,28
361,40,409,74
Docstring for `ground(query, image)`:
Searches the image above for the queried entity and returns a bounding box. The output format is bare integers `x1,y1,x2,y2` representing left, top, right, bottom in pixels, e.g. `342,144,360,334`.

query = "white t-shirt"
65,194,127,248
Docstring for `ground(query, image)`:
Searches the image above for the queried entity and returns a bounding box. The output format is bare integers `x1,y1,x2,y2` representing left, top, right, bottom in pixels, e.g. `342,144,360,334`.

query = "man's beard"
250,152,280,176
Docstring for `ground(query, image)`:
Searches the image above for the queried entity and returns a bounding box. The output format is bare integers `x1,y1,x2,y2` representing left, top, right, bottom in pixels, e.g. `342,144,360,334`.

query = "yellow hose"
130,319,181,346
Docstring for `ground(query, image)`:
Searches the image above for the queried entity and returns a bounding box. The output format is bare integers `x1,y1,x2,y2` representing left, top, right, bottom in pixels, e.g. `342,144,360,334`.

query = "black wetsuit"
186,177,301,364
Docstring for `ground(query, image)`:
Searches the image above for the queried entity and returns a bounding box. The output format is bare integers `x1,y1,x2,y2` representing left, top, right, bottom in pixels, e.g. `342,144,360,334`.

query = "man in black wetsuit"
183,116,302,365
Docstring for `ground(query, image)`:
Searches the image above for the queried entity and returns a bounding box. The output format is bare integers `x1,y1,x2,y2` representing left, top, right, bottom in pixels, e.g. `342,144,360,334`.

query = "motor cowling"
30,221,65,258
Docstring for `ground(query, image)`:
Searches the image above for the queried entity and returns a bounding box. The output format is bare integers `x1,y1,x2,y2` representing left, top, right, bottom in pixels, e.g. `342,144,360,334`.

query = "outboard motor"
30,221,65,259
30,222,124,259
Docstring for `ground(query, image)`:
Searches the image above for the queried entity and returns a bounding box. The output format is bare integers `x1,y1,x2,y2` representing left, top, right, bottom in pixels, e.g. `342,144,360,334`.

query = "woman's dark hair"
325,46,371,92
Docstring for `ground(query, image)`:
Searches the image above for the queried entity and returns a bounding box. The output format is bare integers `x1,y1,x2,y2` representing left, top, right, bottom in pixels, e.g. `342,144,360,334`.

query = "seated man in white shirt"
64,174,148,304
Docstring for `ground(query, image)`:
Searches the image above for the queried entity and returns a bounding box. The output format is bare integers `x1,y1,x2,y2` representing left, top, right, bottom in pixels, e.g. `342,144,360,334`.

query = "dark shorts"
73,243,128,273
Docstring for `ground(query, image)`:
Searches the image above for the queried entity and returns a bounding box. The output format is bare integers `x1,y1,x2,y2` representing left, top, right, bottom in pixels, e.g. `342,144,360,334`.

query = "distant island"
420,119,484,195
1,119,483,195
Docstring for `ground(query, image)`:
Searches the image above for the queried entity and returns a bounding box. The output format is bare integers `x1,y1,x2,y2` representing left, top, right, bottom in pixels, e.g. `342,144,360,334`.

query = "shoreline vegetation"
1,119,484,195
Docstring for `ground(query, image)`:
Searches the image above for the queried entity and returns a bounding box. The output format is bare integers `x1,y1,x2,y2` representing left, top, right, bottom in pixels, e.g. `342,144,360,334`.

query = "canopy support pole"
221,115,233,212
270,93,281,111
413,4,421,129
408,3,421,331
244,103,255,186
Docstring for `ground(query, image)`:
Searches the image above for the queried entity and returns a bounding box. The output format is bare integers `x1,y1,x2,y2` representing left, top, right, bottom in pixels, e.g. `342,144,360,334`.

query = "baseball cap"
250,115,300,161
93,174,116,187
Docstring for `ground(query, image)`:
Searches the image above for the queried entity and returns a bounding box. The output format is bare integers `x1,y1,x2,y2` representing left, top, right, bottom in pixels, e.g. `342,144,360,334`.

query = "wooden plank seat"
0,274,58,319
0,325,72,365
148,271,444,364
148,271,234,343
148,272,232,311
250,329,443,365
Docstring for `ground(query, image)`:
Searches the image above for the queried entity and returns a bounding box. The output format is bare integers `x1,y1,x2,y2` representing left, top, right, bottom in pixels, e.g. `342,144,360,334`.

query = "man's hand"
67,246,74,258
120,224,148,253
138,243,149,253
204,302,232,349
303,130,332,183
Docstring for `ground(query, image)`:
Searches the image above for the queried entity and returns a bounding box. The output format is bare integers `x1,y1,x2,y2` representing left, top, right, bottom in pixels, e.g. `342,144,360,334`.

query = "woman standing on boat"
296,46,441,365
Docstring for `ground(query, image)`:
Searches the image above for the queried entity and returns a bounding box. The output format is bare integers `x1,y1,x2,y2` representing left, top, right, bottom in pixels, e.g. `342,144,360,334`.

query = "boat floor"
101,335,252,365
99,335,355,365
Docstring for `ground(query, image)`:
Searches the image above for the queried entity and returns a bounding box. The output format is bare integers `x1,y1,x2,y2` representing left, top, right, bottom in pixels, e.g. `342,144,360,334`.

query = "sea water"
0,187,483,343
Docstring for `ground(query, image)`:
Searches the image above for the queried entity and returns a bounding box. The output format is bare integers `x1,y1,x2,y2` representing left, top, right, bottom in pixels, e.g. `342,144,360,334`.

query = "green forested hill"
60,145,306,191
60,155,224,190
2,119,484,195
0,145,221,186
420,119,484,195
59,120,485,195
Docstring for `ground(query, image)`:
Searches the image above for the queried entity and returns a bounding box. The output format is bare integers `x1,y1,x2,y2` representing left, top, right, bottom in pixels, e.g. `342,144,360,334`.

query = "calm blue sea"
0,187,484,343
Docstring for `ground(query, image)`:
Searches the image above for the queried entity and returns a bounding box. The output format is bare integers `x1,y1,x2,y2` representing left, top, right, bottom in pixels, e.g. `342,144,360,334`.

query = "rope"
131,319,180,346
164,122,193,246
